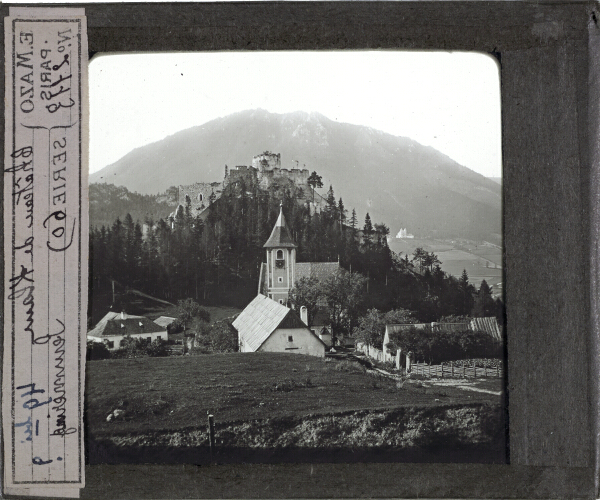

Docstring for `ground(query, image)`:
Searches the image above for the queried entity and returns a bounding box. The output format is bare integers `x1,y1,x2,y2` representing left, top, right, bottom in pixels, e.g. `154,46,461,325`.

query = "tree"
473,279,494,317
458,269,475,315
353,308,417,349
349,208,358,231
176,298,211,334
196,319,238,353
320,269,367,343
289,276,322,326
363,213,374,245
338,198,347,224
411,247,428,273
353,308,387,348
325,185,337,216
307,171,323,203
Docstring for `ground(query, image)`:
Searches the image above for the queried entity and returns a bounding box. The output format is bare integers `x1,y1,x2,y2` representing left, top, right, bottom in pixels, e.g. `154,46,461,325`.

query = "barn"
233,295,326,357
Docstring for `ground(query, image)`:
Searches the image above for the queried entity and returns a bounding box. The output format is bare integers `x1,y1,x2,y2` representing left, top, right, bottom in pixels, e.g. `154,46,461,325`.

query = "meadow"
85,352,506,466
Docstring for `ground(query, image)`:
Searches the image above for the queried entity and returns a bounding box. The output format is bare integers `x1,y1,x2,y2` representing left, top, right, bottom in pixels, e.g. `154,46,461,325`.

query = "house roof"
88,312,165,337
233,295,325,351
294,262,340,283
88,311,143,336
264,206,296,248
232,295,292,351
470,317,502,341
154,316,177,328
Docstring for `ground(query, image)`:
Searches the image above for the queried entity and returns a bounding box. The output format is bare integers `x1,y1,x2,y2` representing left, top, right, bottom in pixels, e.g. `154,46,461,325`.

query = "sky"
89,51,502,178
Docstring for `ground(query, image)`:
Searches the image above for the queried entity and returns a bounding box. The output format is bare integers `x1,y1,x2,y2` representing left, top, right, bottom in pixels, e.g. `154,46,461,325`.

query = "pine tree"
363,213,373,245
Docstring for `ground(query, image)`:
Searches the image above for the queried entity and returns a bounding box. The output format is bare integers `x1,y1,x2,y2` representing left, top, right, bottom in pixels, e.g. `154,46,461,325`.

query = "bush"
193,319,238,354
146,338,169,357
86,340,111,361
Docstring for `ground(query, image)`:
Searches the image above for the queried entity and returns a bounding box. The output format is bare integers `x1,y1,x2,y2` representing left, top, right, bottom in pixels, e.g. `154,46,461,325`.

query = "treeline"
89,183,173,229
89,174,503,324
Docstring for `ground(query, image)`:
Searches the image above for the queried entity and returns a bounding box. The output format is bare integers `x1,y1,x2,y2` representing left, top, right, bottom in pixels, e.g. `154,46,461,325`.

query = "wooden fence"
410,362,502,379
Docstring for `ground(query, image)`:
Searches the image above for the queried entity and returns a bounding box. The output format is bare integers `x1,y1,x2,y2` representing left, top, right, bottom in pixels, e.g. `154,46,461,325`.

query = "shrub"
86,340,111,360
146,338,169,357
193,319,238,353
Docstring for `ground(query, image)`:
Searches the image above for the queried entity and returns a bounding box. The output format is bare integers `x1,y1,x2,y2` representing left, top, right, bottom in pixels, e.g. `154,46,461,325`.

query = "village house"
87,311,168,350
233,205,340,353
233,294,326,357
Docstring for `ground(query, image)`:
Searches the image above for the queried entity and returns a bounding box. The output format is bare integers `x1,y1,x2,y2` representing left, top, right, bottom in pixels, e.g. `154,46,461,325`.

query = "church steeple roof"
264,205,297,248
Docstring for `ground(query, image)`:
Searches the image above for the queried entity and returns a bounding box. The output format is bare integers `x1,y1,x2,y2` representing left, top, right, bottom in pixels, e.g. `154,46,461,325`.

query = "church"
233,205,340,356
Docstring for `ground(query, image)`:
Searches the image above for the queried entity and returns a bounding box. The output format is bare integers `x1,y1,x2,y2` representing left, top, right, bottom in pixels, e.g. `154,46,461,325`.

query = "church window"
197,193,203,202
279,299,284,305
278,277,283,283
275,250,285,268
288,335,293,342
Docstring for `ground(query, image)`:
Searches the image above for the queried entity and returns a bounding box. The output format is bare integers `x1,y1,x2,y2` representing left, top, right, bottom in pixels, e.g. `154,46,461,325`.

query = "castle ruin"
177,152,320,214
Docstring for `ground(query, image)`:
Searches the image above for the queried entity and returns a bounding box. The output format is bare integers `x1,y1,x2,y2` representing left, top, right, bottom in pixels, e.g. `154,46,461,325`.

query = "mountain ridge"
90,109,501,241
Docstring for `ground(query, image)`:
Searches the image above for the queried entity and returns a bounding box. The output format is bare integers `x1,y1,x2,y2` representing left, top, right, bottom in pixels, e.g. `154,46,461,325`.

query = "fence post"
463,365,466,378
208,414,216,462
451,361,454,377
496,364,500,377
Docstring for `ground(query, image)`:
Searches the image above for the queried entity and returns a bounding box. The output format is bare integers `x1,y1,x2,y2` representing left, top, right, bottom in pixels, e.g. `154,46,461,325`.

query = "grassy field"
86,353,501,436
86,353,505,464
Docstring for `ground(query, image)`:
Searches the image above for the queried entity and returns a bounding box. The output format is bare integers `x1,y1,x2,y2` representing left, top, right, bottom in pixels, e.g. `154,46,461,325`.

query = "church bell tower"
264,204,297,305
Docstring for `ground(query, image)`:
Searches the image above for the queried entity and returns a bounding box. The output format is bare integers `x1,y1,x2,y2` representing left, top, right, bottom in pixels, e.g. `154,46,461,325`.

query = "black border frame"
2,2,599,498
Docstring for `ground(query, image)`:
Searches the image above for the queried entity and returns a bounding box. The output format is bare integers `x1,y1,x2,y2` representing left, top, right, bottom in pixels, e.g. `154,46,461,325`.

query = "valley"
388,237,503,296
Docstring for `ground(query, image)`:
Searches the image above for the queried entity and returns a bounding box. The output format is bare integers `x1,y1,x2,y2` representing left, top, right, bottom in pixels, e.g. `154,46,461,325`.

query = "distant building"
395,228,414,239
87,311,168,350
154,316,177,329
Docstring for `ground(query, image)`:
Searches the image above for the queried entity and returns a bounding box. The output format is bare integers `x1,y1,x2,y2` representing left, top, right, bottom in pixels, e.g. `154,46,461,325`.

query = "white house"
233,295,326,357
87,311,168,350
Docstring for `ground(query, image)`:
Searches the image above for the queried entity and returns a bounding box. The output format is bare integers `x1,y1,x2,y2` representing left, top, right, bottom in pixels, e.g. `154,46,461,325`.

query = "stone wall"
226,165,258,187
258,167,310,189
177,182,223,213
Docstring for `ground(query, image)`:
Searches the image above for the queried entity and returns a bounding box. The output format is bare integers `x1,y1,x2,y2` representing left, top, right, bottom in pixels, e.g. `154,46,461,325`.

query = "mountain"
90,109,501,241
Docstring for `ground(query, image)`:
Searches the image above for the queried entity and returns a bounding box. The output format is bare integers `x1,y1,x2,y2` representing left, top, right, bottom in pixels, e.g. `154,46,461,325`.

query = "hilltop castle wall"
178,182,223,213
257,167,310,189
225,165,258,187
177,153,314,213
